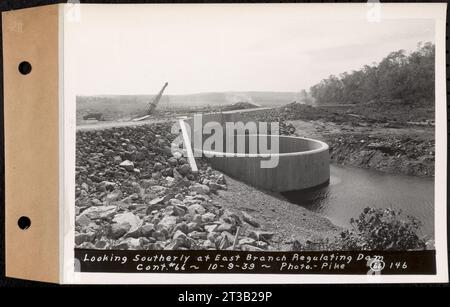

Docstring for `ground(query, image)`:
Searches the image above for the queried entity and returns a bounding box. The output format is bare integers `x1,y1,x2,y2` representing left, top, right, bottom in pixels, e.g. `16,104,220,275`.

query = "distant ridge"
77,91,300,108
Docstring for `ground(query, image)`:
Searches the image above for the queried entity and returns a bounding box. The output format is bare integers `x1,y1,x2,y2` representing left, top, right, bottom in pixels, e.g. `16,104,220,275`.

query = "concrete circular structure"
195,134,330,192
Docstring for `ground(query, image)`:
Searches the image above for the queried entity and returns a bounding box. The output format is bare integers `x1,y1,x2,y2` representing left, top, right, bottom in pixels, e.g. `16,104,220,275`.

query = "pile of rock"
251,104,435,177
241,111,296,136
75,122,274,250
221,101,260,112
327,133,435,177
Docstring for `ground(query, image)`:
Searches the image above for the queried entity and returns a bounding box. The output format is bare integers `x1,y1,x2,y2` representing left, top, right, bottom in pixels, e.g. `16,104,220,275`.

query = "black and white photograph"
65,3,447,283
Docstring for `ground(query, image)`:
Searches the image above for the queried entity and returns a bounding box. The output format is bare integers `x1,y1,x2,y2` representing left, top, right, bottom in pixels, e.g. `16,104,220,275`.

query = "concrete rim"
194,134,329,158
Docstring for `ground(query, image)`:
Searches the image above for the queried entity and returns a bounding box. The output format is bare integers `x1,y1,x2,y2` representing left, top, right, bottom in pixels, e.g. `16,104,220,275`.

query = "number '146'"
390,262,407,269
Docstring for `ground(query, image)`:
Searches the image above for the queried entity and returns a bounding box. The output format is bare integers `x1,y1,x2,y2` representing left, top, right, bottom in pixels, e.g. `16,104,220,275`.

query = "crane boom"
147,82,168,115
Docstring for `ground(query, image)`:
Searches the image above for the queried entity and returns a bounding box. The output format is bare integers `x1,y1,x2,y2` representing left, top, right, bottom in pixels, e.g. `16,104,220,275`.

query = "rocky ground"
325,132,434,176
75,101,434,251
251,103,435,177
212,176,340,250
287,120,435,177
75,122,324,251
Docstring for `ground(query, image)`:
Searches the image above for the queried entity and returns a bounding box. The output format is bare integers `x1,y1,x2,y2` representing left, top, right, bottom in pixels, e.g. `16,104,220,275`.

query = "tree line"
308,42,435,106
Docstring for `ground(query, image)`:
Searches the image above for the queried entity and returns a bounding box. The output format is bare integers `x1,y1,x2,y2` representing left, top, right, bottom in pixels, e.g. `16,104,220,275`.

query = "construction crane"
133,82,168,121
147,82,168,115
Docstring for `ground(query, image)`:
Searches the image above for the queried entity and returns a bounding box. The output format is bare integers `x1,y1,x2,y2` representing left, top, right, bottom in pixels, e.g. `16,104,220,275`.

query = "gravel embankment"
75,122,323,251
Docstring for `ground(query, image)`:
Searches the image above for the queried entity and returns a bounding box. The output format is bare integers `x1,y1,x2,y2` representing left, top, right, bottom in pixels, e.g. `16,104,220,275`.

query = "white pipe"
179,119,198,172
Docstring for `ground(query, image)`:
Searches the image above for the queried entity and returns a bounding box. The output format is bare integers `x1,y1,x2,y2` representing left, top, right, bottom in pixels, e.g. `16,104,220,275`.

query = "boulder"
168,157,178,166
239,237,256,246
119,160,134,171
187,222,201,233
152,172,162,180
113,212,142,233
78,242,95,249
188,231,208,240
105,189,123,202
191,214,203,224
166,176,175,186
149,185,167,195
110,223,131,239
173,168,183,180
99,181,116,191
152,230,167,241
89,198,103,206
80,205,117,220
75,232,95,245
140,224,155,237
141,179,158,188
173,222,189,234
204,224,218,233
113,156,122,164
202,240,215,249
94,240,109,249
172,205,187,216
188,204,206,215
190,183,210,195
216,223,236,234
173,230,188,240
148,196,165,206
117,238,142,250
168,198,183,206
201,212,216,223
221,231,235,243
240,244,264,251
221,210,241,226
164,238,184,250
75,214,92,228
207,231,220,243
216,174,226,184
158,216,178,230
178,164,191,176
153,162,164,171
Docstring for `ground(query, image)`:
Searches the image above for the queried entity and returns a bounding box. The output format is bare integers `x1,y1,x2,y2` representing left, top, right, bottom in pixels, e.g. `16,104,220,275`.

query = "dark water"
281,165,434,237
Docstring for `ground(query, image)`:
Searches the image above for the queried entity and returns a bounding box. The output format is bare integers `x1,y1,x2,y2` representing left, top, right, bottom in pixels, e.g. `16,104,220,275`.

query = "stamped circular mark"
369,259,385,272
18,61,32,75
18,216,31,230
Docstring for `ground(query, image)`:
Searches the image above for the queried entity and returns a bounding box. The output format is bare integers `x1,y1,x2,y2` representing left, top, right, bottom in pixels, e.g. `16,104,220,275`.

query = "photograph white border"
61,3,448,284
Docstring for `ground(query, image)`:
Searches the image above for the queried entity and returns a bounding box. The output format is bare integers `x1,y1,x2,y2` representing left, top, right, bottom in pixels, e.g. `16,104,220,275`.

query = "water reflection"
281,165,434,237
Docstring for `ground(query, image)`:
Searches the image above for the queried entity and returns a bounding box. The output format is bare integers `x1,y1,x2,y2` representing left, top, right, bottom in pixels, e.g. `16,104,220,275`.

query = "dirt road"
76,118,175,131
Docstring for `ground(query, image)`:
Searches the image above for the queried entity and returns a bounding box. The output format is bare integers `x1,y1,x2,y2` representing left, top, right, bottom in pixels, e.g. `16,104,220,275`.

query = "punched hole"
18,216,31,230
18,61,32,75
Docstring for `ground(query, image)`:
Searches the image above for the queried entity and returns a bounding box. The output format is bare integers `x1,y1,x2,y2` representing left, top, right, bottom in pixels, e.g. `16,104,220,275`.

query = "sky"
66,4,436,95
